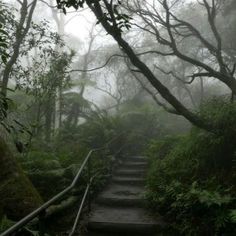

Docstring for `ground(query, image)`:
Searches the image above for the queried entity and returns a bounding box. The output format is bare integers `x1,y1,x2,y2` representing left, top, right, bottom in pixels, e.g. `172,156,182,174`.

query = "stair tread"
116,169,145,174
83,155,164,235
123,156,147,161
88,205,159,225
123,161,148,165
113,176,144,181
97,184,144,200
121,162,148,170
82,233,157,236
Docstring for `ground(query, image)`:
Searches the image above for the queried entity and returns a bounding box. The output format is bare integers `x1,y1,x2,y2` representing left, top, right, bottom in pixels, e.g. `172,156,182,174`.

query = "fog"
0,1,236,235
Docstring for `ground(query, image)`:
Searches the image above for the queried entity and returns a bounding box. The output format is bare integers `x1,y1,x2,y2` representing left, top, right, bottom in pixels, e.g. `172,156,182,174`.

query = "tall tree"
1,0,37,97
50,0,66,130
56,0,236,133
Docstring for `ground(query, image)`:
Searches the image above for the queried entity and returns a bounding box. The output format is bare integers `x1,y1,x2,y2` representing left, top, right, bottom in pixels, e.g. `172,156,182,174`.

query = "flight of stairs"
82,156,164,236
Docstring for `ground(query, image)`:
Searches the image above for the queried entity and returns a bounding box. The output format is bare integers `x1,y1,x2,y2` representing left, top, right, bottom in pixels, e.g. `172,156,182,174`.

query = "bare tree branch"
126,62,180,115
67,54,126,73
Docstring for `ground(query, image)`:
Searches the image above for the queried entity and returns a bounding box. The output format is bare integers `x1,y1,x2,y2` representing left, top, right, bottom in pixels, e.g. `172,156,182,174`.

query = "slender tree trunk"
1,0,37,97
200,77,204,104
35,101,42,136
59,86,62,128
51,5,65,130
182,84,197,108
45,99,54,143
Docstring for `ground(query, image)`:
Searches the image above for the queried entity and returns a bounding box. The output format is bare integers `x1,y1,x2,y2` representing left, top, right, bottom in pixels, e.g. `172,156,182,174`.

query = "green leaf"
229,209,236,223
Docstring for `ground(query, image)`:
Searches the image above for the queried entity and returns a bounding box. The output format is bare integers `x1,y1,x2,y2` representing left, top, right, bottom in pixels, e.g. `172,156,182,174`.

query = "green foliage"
0,8,68,151
57,0,132,33
146,99,236,235
19,146,87,199
147,136,180,160
0,216,14,233
230,209,236,223
0,215,50,235
19,111,125,200
119,102,163,154
0,22,8,64
0,1,10,64
199,98,236,136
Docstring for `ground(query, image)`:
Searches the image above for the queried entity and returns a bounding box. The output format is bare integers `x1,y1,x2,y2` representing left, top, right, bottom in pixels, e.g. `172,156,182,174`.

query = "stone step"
123,156,147,162
87,206,163,234
120,161,148,170
82,232,158,236
115,169,146,178
106,184,144,193
96,184,144,207
112,176,144,186
96,195,144,207
81,154,163,236
96,182,145,207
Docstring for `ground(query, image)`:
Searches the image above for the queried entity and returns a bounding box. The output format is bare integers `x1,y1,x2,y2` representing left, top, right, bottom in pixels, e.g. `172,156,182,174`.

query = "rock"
0,138,43,220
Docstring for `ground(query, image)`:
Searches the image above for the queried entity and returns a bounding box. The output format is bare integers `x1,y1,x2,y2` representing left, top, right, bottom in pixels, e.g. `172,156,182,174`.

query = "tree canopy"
55,0,236,133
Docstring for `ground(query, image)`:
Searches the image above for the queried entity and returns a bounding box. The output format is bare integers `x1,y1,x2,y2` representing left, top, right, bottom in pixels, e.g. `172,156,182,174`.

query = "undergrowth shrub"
146,99,236,235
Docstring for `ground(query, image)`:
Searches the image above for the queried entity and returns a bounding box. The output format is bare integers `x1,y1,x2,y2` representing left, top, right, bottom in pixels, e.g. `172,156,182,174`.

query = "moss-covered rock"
0,138,43,220
21,159,62,171
26,169,69,200
25,164,80,200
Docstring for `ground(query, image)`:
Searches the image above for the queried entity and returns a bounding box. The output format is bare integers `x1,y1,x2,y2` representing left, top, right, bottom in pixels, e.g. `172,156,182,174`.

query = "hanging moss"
0,138,43,221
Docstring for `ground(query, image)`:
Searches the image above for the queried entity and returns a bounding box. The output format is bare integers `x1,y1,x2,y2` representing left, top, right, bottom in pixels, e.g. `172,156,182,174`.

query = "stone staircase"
82,156,164,236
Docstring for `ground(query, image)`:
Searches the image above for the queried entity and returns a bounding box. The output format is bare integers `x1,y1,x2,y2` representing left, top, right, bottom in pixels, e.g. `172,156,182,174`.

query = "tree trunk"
51,5,65,131
1,0,37,97
200,77,204,104
88,1,214,132
45,99,54,143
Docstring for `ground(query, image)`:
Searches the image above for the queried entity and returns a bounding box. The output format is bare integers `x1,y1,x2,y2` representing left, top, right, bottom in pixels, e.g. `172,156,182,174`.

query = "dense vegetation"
1,0,236,235
146,99,236,235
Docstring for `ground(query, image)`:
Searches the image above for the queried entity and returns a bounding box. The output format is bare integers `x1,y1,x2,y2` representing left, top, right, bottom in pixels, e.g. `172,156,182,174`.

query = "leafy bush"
0,216,14,233
147,136,180,160
19,112,125,200
200,97,236,137
146,99,236,235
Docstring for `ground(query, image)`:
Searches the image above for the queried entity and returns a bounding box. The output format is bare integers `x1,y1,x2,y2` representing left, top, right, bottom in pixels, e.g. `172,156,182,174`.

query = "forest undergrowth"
146,99,236,235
